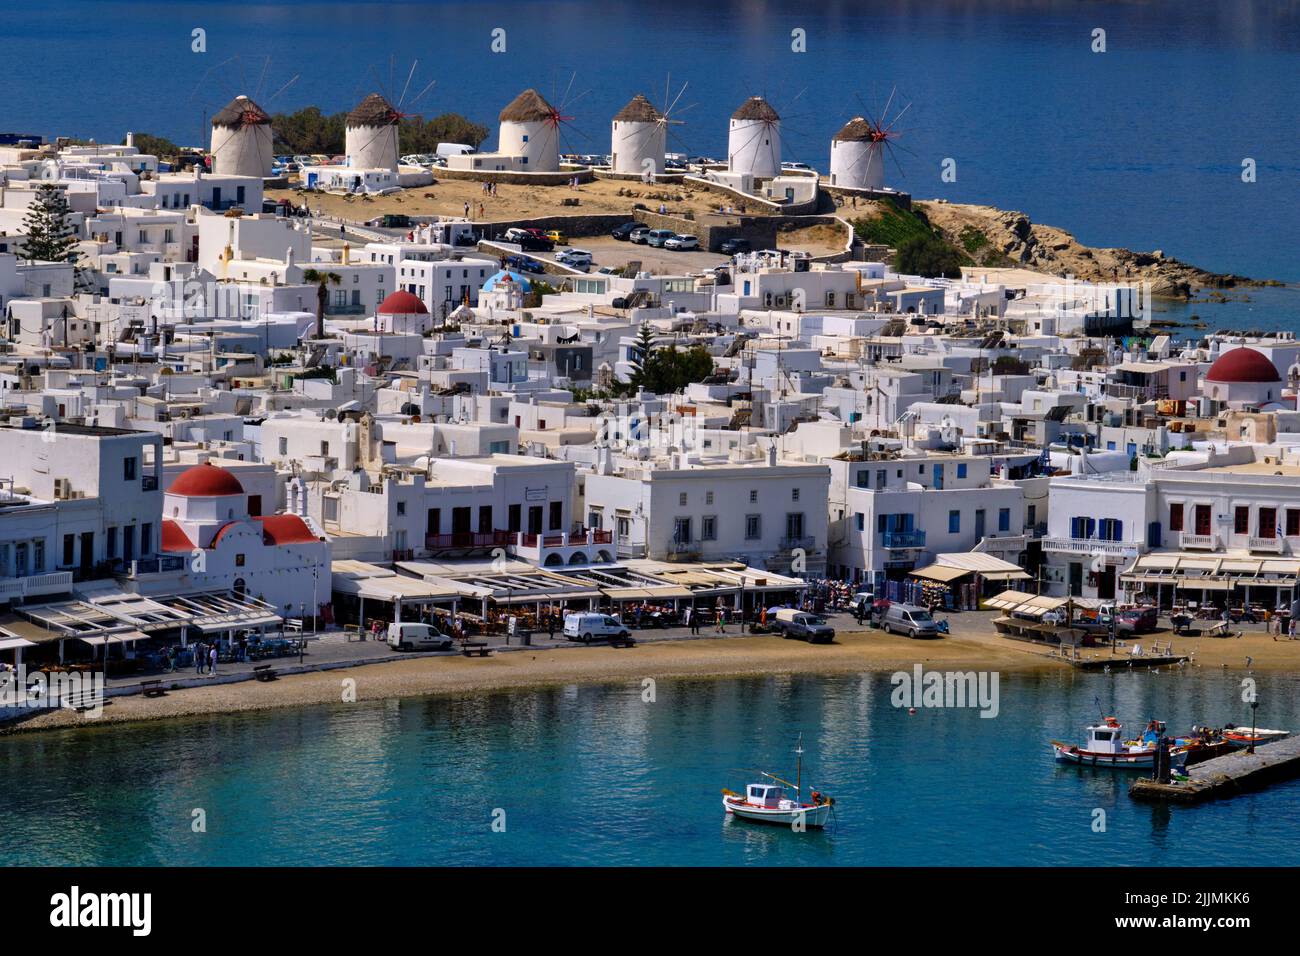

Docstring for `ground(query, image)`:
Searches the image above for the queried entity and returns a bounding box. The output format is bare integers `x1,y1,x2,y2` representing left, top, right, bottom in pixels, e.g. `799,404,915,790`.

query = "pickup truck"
771,609,835,643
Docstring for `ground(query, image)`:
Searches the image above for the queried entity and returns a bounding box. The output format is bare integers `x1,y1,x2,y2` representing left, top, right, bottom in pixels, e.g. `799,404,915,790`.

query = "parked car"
850,591,875,615
1115,606,1159,635
664,234,699,251
557,248,593,267
880,603,941,639
611,221,646,241
771,609,835,643
628,226,652,244
543,230,568,245
563,613,630,644
719,237,752,255
387,622,455,652
505,254,544,274
517,233,555,252
503,227,531,242
646,229,676,248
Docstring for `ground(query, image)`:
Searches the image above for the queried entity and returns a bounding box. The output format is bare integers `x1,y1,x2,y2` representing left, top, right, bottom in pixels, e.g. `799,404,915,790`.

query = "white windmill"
828,88,911,190
610,78,691,181
727,95,782,178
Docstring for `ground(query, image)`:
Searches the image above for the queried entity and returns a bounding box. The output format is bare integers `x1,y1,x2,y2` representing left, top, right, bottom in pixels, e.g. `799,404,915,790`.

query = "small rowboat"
723,735,834,829
1221,726,1290,747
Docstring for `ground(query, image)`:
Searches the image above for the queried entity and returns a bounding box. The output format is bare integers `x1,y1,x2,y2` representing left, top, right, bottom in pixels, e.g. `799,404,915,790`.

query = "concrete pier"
1130,735,1300,803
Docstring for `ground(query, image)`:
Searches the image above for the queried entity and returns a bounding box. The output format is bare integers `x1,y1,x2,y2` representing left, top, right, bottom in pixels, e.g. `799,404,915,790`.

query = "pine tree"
20,182,80,264
627,322,658,389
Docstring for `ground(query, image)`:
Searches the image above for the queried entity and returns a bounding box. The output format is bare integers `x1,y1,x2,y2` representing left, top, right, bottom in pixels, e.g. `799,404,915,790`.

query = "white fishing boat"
1051,717,1168,769
722,735,834,828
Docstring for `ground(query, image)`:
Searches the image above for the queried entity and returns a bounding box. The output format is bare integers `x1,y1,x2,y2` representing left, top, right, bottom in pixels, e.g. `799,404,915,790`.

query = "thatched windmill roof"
499,88,556,123
212,95,271,129
833,116,879,142
732,96,779,122
347,93,401,128
613,94,662,123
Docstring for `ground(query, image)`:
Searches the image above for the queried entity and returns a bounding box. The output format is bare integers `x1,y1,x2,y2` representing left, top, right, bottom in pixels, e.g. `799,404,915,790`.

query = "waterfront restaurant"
1121,553,1299,611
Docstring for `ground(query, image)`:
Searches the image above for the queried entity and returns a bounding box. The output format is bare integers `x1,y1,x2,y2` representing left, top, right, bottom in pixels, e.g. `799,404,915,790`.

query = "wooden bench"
252,664,278,682
139,679,167,698
461,642,494,658
609,636,637,648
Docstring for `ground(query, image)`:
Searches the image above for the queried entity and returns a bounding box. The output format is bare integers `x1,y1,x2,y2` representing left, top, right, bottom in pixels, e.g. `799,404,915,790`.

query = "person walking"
682,606,691,634
547,614,556,641
716,607,726,634
209,645,218,678
194,642,205,675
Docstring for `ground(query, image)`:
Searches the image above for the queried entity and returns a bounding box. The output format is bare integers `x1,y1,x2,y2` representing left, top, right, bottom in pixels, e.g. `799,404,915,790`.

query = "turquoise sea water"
3,669,1298,866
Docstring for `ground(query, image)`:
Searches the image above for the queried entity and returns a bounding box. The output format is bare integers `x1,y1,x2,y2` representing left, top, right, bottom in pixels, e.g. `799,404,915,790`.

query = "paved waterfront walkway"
82,607,1294,701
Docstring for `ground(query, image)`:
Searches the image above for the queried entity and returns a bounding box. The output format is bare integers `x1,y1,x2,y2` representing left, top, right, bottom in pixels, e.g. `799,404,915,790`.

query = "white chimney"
767,443,777,466
285,247,296,267
126,131,135,148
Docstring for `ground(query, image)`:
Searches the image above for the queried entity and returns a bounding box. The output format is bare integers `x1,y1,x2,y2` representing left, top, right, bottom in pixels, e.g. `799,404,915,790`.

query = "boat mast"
795,733,804,795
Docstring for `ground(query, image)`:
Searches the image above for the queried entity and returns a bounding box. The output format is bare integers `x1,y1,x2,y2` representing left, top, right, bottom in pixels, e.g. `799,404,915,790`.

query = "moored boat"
1220,725,1290,748
723,735,834,828
1051,717,1178,769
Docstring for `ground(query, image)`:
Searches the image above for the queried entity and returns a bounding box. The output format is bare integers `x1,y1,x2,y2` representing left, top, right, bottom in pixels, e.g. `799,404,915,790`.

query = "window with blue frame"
998,508,1010,532
948,510,960,533
957,463,968,479
856,513,864,531
1070,516,1096,539
1098,518,1124,541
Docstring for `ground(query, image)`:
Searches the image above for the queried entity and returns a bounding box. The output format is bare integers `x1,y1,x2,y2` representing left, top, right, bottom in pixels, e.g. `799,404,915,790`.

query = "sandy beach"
6,617,1298,736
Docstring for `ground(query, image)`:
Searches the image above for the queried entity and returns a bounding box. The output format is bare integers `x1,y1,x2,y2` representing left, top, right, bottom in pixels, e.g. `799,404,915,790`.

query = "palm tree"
302,268,341,340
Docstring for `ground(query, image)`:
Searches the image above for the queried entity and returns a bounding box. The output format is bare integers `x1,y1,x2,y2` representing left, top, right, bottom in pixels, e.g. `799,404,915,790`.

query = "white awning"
78,631,146,647
0,637,36,651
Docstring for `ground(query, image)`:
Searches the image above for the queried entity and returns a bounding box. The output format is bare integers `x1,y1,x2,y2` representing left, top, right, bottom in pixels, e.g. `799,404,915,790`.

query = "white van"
562,613,630,644
436,142,476,158
387,621,455,651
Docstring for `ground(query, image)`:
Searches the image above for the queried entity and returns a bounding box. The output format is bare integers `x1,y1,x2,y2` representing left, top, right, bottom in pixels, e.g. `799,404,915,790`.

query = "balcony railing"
882,530,926,549
126,555,186,576
1248,535,1284,553
425,530,514,551
1178,532,1218,550
1041,537,1141,556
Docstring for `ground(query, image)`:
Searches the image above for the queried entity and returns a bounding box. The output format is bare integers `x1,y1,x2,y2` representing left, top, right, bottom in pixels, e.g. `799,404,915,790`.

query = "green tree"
626,322,658,388
302,269,341,339
633,343,715,395
21,182,80,264
894,233,965,279
130,132,181,163
398,114,490,153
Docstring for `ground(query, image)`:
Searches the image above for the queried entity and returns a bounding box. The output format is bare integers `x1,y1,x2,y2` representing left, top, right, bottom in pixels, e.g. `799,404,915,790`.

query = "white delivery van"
436,142,476,159
387,621,455,651
562,613,631,644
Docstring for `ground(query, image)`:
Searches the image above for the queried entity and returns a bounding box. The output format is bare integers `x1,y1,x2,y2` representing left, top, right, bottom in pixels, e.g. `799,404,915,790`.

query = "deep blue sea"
3,670,1298,866
3,1,1298,294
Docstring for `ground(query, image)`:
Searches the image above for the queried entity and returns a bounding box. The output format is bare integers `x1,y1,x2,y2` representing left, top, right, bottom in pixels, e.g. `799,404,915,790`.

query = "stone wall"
432,166,596,187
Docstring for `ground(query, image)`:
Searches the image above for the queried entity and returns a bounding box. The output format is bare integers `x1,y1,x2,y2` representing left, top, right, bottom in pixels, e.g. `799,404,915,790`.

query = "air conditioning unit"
53,477,72,499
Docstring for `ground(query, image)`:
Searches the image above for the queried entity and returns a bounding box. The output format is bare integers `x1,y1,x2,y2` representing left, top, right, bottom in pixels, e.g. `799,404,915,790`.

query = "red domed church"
161,461,331,617
1203,347,1284,409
